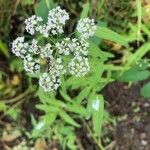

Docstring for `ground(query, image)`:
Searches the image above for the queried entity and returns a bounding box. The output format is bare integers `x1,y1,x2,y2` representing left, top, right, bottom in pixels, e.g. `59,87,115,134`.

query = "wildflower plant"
11,3,129,149
12,6,96,92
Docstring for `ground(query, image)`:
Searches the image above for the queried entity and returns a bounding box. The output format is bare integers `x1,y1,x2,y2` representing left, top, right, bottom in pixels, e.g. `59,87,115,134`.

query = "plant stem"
136,0,142,47
1,87,33,104
82,120,105,150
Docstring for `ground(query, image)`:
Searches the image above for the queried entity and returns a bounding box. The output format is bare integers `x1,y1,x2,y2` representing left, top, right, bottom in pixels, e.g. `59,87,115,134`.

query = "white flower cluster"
24,54,40,73
25,15,43,35
12,6,97,92
77,18,96,39
40,43,53,58
25,6,69,37
39,58,64,91
71,38,89,56
56,38,71,55
39,72,61,92
68,56,90,77
47,6,69,35
12,37,28,58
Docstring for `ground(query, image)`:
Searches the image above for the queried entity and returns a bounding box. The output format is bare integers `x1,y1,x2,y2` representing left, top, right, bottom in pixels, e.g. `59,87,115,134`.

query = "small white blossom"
40,43,53,58
68,56,90,77
47,6,69,35
36,24,50,37
29,39,41,54
39,72,61,92
24,54,40,73
71,38,89,56
49,58,65,76
39,58,65,91
77,18,96,39
56,38,71,55
12,37,29,58
25,15,43,35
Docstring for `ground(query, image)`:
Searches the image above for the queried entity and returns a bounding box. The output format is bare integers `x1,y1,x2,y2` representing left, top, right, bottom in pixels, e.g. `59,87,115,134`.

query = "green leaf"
0,102,7,111
116,66,150,82
59,111,80,127
0,41,10,58
37,88,65,107
91,95,104,137
80,3,90,18
43,113,57,125
95,26,128,47
126,43,150,66
36,104,59,112
89,41,114,61
10,58,23,72
140,82,150,98
59,90,72,103
66,104,87,116
66,76,89,89
75,86,91,104
35,0,54,22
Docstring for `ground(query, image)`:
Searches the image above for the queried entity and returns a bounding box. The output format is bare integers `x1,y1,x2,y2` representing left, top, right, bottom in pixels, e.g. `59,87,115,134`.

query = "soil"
103,82,150,150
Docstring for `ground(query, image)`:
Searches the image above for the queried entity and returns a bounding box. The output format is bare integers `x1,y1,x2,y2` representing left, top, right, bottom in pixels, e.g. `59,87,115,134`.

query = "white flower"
56,38,71,55
68,56,90,77
71,38,89,56
49,58,65,76
39,58,65,91
29,39,41,54
36,24,50,37
47,6,69,35
39,72,61,92
25,15,43,35
77,18,96,39
12,37,29,58
12,6,95,92
40,43,53,58
24,54,40,73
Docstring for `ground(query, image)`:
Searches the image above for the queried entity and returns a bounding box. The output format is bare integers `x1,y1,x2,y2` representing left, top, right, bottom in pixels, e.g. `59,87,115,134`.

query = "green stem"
68,31,77,38
136,0,142,46
82,120,105,150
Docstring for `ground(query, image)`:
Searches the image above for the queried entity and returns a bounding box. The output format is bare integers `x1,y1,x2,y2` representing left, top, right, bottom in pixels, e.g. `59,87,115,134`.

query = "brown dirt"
103,82,150,150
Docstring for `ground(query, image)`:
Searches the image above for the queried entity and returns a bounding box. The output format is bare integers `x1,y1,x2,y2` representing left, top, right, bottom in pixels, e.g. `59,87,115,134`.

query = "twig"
1,87,33,104
105,141,116,150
